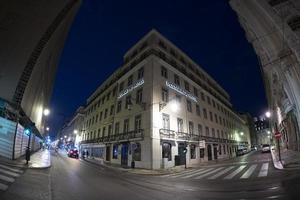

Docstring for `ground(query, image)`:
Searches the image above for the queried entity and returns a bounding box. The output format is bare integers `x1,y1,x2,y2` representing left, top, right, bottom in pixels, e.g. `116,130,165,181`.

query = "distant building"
79,30,250,169
58,107,85,149
230,0,300,152
240,113,257,146
0,0,81,159
254,117,271,145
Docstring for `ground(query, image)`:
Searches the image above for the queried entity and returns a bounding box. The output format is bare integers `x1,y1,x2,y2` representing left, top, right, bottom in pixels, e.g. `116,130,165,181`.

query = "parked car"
68,149,79,158
236,149,244,156
261,144,271,153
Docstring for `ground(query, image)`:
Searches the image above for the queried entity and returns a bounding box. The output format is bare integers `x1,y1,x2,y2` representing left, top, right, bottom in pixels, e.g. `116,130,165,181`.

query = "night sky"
48,0,267,137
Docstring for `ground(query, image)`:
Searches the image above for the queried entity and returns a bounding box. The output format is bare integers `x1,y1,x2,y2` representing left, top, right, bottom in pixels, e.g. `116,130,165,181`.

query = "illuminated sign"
118,79,144,99
166,81,197,102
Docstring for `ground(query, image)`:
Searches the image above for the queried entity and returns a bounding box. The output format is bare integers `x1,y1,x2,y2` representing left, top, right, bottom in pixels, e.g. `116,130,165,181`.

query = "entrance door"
121,143,129,167
213,145,218,160
106,146,111,161
177,143,186,165
207,145,212,161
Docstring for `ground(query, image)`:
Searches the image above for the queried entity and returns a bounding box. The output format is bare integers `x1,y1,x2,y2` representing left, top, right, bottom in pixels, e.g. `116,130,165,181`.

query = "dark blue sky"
49,0,267,136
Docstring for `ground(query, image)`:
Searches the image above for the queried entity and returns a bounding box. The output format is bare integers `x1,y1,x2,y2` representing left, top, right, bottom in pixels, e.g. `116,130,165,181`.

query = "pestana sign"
166,81,198,102
118,79,144,99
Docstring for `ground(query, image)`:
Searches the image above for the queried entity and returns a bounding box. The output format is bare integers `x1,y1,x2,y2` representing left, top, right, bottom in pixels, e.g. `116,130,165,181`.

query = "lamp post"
266,111,281,162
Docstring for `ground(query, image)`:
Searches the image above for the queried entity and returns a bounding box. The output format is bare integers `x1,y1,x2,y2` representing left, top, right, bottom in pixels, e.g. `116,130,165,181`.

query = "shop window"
190,144,196,159
162,142,172,161
113,144,118,159
133,143,141,161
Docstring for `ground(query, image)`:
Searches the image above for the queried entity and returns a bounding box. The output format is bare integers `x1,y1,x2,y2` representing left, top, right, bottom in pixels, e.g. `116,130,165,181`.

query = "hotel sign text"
166,81,197,102
118,79,144,99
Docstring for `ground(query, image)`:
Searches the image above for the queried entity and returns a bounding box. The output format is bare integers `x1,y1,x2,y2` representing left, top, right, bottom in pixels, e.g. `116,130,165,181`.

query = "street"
1,150,300,200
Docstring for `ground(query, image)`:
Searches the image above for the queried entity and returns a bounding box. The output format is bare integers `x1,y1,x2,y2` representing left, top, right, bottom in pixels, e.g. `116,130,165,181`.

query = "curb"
271,149,284,170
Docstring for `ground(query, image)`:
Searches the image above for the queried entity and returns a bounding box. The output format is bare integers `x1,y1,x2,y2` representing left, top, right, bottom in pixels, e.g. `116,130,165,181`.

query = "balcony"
80,129,144,145
159,129,176,139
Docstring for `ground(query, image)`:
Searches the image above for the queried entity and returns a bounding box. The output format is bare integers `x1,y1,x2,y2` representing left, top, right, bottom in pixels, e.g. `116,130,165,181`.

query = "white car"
262,144,270,153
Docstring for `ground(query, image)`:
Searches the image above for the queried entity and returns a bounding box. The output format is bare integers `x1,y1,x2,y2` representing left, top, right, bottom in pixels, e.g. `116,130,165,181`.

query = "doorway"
106,146,111,161
121,143,129,166
213,145,218,160
207,144,212,160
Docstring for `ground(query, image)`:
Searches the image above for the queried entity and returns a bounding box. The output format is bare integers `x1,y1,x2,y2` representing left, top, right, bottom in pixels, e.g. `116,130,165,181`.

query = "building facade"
254,117,271,146
230,0,300,152
58,106,85,149
80,30,250,169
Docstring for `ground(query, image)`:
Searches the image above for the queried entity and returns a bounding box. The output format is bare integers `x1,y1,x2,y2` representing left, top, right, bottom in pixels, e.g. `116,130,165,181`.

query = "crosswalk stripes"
208,166,235,180
194,167,225,179
240,164,257,179
0,163,24,192
161,162,271,181
258,163,269,177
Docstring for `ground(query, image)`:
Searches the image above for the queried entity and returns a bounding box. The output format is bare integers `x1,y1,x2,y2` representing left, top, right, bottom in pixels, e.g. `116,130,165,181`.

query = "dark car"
68,149,79,159
236,149,244,156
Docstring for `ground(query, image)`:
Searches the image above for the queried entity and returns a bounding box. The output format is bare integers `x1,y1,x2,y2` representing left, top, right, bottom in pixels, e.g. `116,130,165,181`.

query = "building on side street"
239,113,257,147
58,106,85,149
79,29,251,169
254,117,271,146
230,0,300,152
0,0,81,159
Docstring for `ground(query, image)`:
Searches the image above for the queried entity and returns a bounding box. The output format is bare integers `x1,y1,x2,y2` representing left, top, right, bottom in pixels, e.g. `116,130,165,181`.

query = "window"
135,115,142,130
174,74,180,86
117,101,122,113
108,124,112,136
136,89,143,104
99,112,103,121
112,86,117,97
110,105,114,115
207,96,211,105
101,97,105,105
187,99,192,112
189,121,194,135
133,142,141,161
138,67,144,79
113,144,118,159
177,118,183,132
127,75,133,86
209,111,213,121
175,94,181,102
184,81,190,91
193,87,198,97
219,116,222,125
215,114,218,123
162,114,170,130
201,92,205,101
161,66,168,78
217,130,220,138
219,145,222,155
162,88,169,102
212,99,215,108
95,114,98,123
162,142,172,161
104,109,108,119
106,92,110,101
196,104,200,116
123,119,129,133
223,145,226,155
212,128,215,137
119,82,124,92
203,108,207,119
198,124,203,135
115,122,120,134
190,144,196,159
92,116,95,125
125,95,132,109
205,126,209,136
102,127,106,136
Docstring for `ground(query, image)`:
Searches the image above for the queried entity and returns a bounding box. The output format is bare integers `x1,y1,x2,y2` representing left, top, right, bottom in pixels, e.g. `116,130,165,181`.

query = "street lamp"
265,111,271,118
46,127,50,131
240,132,244,136
73,130,78,134
64,135,67,139
43,108,50,116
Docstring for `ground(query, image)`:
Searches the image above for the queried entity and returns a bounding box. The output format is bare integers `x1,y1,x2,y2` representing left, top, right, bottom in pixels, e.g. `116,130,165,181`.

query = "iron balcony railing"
159,129,176,138
80,129,144,144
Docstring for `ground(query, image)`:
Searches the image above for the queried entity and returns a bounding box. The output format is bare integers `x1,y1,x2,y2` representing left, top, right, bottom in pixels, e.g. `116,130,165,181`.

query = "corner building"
80,30,250,169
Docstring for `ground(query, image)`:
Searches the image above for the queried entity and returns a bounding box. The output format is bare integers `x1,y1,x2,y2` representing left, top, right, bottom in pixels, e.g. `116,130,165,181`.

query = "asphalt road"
2,150,300,200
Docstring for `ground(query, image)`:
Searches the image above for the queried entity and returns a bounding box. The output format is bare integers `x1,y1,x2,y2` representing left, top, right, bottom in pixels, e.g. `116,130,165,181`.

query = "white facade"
230,0,300,152
80,30,250,169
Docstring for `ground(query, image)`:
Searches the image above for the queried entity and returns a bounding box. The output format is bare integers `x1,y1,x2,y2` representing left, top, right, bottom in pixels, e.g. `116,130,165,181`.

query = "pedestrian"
86,150,89,158
82,151,85,159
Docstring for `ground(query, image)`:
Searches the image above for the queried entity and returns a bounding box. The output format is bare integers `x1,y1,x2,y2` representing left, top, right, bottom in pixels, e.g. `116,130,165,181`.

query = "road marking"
174,169,206,178
208,166,235,179
0,168,20,177
258,163,269,177
240,164,257,179
181,168,214,179
0,174,15,182
194,167,225,179
224,165,246,179
163,169,199,178
0,164,23,173
0,182,8,191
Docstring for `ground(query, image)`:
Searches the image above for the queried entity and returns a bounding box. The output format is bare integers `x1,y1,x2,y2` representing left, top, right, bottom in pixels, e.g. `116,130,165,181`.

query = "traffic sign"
274,131,281,139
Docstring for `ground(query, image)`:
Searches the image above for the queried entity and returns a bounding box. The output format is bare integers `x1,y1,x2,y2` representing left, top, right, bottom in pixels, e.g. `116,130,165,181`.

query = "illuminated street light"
73,130,78,134
43,108,50,116
46,127,50,131
170,101,179,112
64,135,67,138
267,131,271,134
240,132,244,136
265,111,271,118
60,137,63,140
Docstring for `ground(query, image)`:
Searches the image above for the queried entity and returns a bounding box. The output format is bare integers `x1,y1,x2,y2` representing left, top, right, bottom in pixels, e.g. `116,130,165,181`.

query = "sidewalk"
271,148,300,170
28,149,51,169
